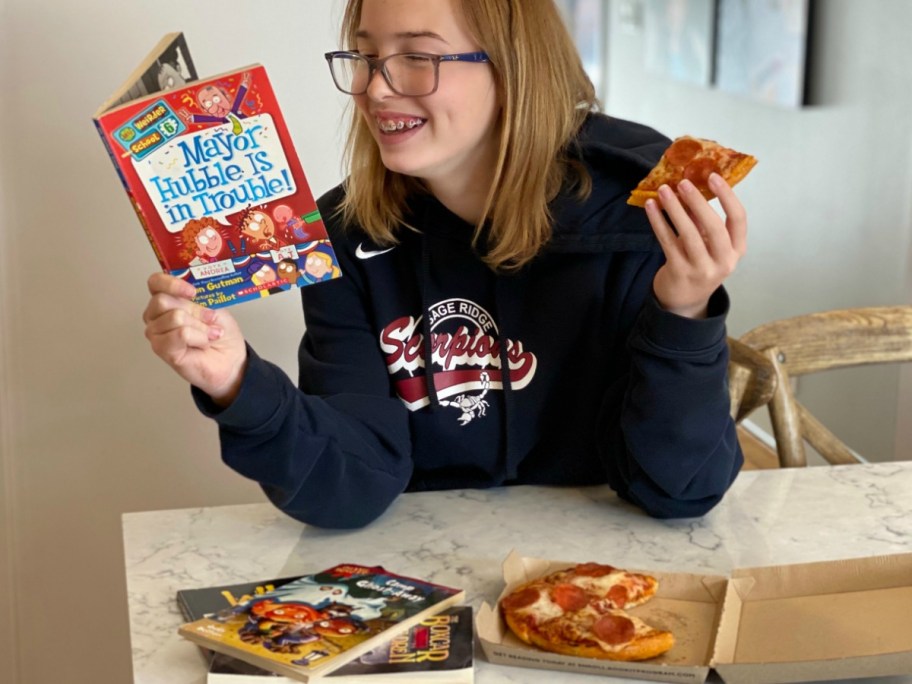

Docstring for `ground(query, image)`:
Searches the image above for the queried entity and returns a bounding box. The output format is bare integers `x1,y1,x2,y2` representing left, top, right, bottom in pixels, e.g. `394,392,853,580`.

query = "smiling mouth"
377,117,426,134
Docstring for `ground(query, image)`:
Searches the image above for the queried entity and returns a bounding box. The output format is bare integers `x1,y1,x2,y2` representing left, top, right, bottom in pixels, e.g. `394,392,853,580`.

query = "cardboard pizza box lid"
710,553,912,684
476,550,912,684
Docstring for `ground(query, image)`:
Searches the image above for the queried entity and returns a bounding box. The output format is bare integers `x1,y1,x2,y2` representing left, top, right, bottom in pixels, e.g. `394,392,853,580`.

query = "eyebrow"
355,30,450,44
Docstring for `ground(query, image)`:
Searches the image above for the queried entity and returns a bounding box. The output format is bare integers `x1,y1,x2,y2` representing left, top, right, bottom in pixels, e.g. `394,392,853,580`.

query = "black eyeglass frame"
324,50,490,97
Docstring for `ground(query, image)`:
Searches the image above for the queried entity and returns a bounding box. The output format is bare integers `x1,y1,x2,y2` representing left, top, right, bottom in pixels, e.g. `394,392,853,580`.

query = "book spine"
92,118,168,270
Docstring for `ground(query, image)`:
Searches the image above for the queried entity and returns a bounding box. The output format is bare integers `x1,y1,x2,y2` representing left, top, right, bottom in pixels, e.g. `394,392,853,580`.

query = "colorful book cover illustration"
93,34,341,308
177,564,466,682
177,576,473,683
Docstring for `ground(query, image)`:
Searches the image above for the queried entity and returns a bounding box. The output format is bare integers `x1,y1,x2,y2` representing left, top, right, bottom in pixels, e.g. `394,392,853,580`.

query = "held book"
177,564,467,683
93,32,341,308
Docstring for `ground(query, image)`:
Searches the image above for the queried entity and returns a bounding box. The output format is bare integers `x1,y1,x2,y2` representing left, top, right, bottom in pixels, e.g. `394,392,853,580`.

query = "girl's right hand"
142,273,248,407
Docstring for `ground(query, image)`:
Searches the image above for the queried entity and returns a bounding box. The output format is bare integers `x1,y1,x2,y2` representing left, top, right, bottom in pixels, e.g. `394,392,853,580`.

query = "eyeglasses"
324,51,490,97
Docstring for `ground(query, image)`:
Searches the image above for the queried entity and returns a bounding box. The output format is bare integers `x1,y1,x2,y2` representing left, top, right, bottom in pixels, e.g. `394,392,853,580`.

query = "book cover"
93,34,341,308
177,564,467,683
177,576,473,683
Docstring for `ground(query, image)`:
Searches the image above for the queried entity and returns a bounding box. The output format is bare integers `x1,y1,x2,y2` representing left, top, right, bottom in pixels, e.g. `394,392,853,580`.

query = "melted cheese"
567,570,626,595
517,586,564,622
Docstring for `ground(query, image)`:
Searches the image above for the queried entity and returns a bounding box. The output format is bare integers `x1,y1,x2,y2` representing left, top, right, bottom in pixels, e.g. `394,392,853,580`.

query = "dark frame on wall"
642,0,717,87
714,0,813,108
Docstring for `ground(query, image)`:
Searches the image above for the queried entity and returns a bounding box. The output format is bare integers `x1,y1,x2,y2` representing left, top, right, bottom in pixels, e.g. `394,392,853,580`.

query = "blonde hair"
338,0,598,270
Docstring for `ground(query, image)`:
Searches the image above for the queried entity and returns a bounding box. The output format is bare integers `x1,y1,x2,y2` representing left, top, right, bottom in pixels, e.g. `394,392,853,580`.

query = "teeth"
378,118,424,132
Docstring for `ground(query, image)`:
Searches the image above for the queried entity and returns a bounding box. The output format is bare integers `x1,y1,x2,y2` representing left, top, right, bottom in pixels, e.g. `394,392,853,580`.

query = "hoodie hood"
547,113,671,253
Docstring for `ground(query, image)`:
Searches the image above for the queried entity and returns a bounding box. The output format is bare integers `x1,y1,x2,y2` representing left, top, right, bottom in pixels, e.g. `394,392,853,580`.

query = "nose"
363,65,396,100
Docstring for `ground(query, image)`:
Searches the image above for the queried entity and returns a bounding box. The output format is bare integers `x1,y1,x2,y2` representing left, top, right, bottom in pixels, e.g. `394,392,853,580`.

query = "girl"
143,0,747,528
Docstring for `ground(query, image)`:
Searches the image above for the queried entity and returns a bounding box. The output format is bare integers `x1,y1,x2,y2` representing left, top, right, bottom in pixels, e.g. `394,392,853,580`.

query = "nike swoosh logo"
355,243,396,260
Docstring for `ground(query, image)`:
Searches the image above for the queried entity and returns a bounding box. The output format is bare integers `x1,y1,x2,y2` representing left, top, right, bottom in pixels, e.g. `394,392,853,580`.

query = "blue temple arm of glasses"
439,52,489,63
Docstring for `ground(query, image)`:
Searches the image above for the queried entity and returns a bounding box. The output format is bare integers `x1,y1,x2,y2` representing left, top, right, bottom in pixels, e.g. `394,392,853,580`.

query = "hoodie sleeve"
569,114,741,517
605,253,743,519
192,200,414,530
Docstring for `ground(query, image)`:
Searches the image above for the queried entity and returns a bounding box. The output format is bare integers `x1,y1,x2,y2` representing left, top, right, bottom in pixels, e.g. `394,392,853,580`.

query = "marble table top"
123,462,912,683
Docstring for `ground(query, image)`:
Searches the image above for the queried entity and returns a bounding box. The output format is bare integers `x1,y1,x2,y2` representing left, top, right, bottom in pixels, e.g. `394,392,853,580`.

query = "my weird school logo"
379,298,537,424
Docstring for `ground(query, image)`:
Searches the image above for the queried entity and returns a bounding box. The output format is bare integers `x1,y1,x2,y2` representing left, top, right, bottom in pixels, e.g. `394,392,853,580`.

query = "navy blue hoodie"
194,114,743,528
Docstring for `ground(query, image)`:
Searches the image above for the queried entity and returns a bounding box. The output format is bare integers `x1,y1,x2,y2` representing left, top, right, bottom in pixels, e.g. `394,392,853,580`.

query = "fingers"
709,173,748,255
644,198,679,255
143,290,214,327
652,177,747,260
143,274,210,325
145,303,219,343
143,273,221,362
676,179,732,258
147,272,197,299
146,316,220,363
655,184,713,265
145,302,222,360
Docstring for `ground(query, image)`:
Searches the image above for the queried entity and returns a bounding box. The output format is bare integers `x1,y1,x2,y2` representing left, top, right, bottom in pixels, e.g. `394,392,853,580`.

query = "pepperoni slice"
683,157,720,191
501,586,540,611
573,562,616,577
592,614,636,645
665,138,703,167
551,583,589,612
605,583,629,607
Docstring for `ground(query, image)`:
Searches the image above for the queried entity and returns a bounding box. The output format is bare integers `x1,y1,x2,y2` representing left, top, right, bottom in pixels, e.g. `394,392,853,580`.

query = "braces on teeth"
379,119,424,132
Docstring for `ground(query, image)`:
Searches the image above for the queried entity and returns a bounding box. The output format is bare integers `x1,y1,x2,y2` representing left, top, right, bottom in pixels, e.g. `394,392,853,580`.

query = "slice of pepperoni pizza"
627,135,757,207
499,562,674,662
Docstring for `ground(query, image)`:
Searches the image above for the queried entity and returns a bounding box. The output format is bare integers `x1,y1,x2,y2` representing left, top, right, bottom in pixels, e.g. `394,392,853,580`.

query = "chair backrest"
727,336,777,423
738,306,912,467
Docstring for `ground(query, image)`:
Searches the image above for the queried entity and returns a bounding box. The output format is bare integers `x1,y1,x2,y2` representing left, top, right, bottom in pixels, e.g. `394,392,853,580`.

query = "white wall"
1,1,20,681
603,0,912,462
2,2,912,684
1,2,348,682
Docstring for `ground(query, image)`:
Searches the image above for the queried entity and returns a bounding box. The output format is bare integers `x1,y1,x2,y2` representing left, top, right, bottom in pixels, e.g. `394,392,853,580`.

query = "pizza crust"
502,606,535,645
523,621,675,662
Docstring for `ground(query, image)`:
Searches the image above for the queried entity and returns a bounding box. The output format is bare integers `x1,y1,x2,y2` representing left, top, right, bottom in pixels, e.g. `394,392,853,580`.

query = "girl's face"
353,0,500,192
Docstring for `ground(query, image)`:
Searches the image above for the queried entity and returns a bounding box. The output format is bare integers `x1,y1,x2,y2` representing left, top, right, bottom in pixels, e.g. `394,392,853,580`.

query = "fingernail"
658,184,674,200
708,172,723,189
645,198,657,211
208,326,223,340
678,179,695,194
202,308,217,324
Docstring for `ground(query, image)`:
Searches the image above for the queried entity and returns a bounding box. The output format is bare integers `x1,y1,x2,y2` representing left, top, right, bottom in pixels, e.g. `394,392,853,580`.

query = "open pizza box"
476,550,912,684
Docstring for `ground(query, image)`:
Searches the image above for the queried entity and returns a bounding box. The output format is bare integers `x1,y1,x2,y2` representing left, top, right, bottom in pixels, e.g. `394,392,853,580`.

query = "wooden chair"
727,337,779,469
728,336,777,423
738,306,912,467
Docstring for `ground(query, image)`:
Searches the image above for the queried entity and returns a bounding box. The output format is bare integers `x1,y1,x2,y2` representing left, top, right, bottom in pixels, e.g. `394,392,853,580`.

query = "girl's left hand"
646,172,747,319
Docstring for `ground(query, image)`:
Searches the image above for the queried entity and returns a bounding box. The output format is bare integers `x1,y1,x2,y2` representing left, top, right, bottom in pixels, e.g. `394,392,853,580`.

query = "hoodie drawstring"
418,223,517,482
419,236,440,409
495,274,518,480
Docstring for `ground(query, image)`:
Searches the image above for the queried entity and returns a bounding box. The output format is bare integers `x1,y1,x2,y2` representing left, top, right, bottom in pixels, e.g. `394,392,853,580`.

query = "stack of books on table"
176,564,473,683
